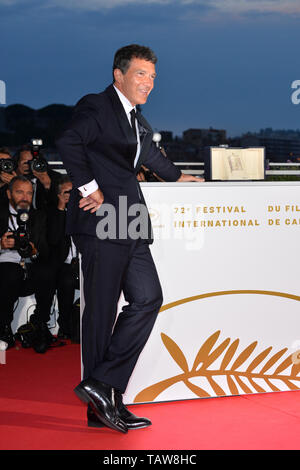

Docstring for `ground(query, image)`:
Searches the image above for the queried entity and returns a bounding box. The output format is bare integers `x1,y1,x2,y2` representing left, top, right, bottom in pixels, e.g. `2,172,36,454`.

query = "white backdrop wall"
121,182,300,404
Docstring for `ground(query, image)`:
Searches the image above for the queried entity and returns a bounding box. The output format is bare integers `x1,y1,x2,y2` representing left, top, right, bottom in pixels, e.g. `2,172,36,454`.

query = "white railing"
173,162,300,176
48,161,300,176
265,162,300,176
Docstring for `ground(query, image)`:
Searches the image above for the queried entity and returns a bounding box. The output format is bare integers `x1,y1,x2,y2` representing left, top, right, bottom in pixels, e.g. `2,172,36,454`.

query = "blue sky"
1,0,300,137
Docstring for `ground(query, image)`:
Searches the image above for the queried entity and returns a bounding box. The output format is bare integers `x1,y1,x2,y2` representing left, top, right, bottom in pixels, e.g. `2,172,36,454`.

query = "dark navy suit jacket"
55,84,181,243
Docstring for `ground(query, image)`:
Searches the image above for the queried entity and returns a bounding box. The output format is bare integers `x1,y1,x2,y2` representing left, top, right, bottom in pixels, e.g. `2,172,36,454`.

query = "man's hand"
79,188,104,213
29,242,38,256
1,231,15,250
137,171,146,182
0,171,17,185
177,173,205,182
33,170,51,189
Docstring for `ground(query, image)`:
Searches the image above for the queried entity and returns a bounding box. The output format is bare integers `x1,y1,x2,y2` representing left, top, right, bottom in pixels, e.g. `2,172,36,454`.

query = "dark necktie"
130,109,137,140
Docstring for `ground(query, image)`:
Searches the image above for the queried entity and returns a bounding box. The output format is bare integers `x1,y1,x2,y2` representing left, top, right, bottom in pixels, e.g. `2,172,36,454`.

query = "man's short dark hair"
15,144,32,164
57,174,72,194
8,175,33,193
0,147,12,157
113,44,157,78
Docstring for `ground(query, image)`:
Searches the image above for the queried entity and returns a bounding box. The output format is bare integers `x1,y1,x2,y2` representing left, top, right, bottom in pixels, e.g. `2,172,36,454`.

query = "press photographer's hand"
33,170,51,190
1,231,15,249
0,171,17,185
29,242,38,257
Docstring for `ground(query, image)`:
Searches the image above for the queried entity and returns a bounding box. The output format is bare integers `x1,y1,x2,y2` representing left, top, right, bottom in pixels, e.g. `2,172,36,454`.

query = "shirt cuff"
78,179,99,197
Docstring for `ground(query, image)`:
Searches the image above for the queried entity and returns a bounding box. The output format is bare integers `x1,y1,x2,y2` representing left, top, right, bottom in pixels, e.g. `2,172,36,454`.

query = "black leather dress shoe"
87,391,152,430
74,378,128,434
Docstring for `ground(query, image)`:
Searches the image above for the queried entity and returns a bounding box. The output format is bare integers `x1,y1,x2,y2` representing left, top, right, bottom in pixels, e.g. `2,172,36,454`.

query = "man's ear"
113,68,123,85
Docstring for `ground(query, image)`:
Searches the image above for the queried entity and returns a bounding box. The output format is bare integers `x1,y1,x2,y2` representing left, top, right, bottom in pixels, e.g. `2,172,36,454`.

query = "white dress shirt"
0,204,21,264
64,236,77,264
78,85,141,197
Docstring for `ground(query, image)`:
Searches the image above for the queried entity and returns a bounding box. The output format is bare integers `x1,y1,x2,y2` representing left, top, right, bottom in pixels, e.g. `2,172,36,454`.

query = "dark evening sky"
1,0,300,137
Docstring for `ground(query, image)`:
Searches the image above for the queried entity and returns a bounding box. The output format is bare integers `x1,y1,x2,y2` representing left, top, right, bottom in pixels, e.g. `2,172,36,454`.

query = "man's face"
114,57,156,106
7,180,33,210
17,150,33,176
59,181,72,204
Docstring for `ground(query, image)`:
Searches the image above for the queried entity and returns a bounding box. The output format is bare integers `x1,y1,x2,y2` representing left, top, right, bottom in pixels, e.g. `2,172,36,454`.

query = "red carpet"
1,341,300,450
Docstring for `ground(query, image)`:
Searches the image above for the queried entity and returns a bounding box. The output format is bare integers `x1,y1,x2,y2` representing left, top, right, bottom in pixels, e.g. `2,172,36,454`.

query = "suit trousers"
72,235,163,393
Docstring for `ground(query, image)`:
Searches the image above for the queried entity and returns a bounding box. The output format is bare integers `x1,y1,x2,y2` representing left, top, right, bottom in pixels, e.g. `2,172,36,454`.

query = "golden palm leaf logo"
134,290,300,403
134,330,300,402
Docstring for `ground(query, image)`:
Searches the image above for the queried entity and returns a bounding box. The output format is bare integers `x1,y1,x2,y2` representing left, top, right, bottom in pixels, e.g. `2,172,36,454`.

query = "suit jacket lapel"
104,84,154,171
135,110,153,170
105,84,137,166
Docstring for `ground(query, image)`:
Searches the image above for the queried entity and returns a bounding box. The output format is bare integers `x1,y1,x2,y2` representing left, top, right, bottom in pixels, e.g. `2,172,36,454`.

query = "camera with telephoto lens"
9,208,33,258
0,158,17,174
29,138,48,173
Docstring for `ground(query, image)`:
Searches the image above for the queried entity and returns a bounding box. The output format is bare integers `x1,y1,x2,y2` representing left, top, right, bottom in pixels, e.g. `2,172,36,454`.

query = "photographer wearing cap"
15,143,61,210
0,176,56,352
0,147,17,202
47,175,78,339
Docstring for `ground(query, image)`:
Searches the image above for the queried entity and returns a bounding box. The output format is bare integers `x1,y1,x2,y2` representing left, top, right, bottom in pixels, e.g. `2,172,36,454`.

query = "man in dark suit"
0,176,56,352
56,44,202,434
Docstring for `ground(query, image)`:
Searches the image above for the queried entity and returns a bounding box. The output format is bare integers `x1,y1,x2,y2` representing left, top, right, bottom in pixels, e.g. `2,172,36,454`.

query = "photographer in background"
0,176,56,352
0,147,17,202
15,143,61,210
47,175,78,339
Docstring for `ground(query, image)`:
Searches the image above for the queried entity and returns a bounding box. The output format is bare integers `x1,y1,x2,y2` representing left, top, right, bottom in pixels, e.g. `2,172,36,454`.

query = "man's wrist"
79,179,99,197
